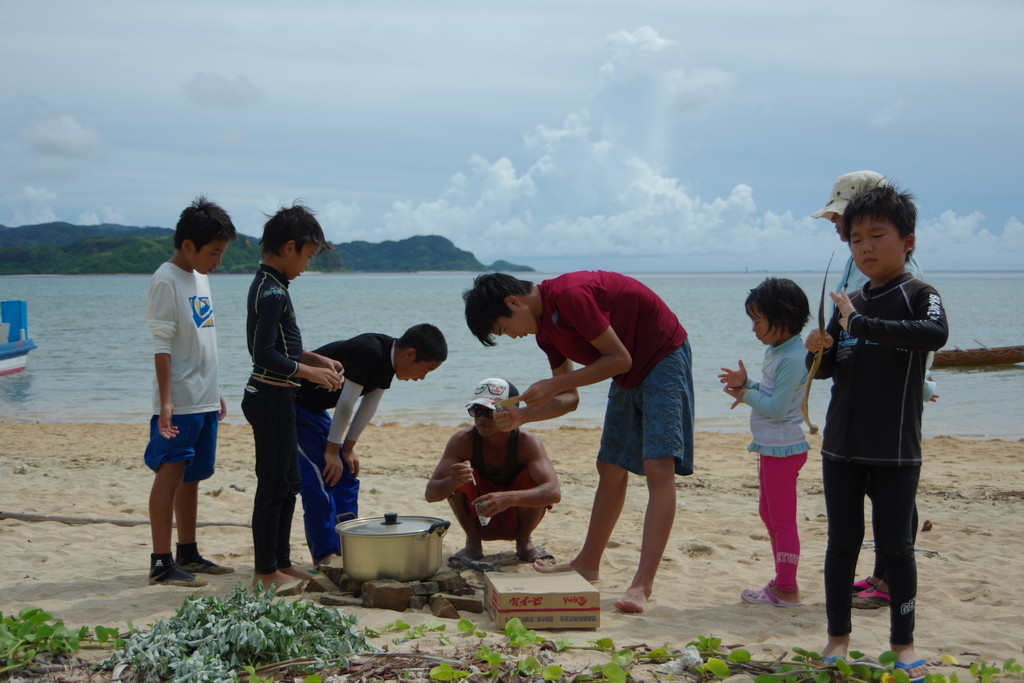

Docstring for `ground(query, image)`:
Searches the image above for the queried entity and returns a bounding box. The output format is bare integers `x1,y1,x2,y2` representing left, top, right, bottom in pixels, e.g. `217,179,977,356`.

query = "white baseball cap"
812,170,888,219
466,377,520,410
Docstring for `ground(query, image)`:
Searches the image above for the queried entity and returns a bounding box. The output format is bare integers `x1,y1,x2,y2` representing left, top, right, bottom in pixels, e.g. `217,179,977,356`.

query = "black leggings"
871,503,918,583
242,379,301,575
822,458,919,645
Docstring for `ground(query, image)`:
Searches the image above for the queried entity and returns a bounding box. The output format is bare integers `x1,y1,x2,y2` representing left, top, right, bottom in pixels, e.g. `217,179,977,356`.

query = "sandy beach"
1,421,1022,678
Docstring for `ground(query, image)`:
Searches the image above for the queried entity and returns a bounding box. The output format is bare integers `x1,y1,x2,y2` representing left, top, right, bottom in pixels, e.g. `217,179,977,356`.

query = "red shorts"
457,468,550,541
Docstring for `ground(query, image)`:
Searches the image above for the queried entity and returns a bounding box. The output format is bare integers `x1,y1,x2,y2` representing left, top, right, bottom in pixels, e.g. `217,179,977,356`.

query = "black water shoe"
176,543,235,575
149,555,208,587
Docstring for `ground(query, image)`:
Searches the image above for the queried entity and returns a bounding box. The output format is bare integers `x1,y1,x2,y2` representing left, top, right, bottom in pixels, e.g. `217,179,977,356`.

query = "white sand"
1,422,1021,677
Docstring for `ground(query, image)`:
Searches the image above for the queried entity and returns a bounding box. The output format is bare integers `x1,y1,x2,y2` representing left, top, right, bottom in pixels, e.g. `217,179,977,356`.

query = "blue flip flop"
895,658,927,683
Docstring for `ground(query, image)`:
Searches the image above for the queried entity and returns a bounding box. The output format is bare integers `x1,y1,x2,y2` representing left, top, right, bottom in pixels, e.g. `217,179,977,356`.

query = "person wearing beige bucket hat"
811,170,888,220
813,170,924,295
425,377,561,568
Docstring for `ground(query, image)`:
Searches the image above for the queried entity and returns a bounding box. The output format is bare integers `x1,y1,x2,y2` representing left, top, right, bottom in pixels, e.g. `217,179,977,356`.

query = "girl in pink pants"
719,278,811,607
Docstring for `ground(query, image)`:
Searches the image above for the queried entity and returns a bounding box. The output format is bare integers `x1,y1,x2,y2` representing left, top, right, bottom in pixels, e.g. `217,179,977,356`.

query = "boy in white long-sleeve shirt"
143,196,236,586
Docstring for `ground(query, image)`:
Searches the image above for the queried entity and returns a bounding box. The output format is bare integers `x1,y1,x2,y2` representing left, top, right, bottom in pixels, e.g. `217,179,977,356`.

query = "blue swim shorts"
597,341,694,476
143,410,219,482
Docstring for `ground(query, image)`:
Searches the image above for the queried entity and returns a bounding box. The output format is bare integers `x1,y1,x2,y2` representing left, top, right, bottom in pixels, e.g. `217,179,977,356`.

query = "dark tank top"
470,429,521,486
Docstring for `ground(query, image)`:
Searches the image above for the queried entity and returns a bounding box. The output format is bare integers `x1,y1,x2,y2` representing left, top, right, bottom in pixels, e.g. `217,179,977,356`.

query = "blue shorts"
143,411,219,483
598,342,694,476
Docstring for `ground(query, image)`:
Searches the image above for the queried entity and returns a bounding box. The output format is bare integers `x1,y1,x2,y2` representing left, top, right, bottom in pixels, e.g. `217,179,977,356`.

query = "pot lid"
337,512,449,537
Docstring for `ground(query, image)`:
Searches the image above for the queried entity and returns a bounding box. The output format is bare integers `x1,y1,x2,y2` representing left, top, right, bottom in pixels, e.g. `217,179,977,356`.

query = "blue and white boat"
0,300,37,375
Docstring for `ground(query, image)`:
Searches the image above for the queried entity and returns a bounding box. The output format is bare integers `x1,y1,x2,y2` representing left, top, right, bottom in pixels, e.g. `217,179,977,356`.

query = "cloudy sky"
1,1,1021,272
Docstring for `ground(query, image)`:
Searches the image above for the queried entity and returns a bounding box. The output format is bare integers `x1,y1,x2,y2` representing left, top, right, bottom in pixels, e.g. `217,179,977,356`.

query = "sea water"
1,271,1021,440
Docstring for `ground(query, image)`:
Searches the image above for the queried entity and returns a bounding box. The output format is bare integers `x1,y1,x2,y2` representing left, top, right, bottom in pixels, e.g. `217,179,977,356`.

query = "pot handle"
415,520,451,542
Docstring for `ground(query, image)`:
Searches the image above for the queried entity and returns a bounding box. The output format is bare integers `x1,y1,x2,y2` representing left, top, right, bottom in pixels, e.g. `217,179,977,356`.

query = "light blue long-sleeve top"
741,334,810,457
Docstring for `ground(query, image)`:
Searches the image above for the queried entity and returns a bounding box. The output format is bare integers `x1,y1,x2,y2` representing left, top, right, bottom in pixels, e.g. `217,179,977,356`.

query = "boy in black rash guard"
242,204,343,591
295,323,447,567
805,185,947,681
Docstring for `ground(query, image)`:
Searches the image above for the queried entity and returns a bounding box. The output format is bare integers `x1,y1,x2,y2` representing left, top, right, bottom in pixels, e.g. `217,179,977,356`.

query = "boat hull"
933,345,1024,368
0,339,36,374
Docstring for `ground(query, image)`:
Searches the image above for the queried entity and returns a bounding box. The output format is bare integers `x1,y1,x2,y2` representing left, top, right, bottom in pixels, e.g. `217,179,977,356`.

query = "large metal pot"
335,512,450,582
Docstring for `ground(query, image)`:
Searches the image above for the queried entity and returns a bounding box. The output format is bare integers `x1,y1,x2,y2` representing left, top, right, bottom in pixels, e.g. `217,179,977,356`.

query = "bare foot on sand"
281,565,312,579
614,584,650,613
820,634,850,663
892,644,928,681
532,558,599,582
253,570,299,591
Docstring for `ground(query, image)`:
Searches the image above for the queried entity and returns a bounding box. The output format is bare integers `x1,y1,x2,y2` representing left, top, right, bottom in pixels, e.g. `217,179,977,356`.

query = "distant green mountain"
0,222,532,275
338,235,482,272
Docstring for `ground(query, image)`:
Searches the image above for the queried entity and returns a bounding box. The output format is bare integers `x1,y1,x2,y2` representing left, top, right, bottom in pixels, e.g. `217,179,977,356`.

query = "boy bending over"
463,271,694,613
296,324,447,566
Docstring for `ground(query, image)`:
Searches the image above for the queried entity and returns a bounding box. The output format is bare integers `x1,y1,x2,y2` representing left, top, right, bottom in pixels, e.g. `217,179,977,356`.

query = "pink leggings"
758,452,807,594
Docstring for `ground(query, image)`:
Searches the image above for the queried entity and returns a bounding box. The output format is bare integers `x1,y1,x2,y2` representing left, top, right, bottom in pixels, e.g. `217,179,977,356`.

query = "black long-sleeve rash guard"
810,272,948,467
246,264,303,385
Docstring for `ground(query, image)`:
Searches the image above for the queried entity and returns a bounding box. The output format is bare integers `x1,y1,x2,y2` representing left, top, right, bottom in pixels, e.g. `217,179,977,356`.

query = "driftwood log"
0,511,249,528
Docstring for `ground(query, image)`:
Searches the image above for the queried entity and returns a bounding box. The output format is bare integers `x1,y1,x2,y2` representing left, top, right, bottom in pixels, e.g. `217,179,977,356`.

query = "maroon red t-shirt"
536,271,687,389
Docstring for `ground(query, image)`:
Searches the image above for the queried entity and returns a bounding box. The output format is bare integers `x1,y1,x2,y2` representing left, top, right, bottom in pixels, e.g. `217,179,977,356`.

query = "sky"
1,1,1022,272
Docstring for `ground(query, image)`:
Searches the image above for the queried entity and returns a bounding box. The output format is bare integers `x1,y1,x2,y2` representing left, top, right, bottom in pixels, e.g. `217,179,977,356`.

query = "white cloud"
24,114,101,158
7,111,104,180
378,27,776,267
182,73,263,108
5,186,58,225
77,207,127,226
383,109,780,267
595,27,734,166
916,211,1024,269
871,99,907,128
319,200,362,243
374,25,1022,271
1,4,1021,271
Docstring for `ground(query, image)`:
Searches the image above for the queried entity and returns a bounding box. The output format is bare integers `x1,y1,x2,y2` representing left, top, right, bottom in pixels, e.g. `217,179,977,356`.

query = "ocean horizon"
2,270,1022,441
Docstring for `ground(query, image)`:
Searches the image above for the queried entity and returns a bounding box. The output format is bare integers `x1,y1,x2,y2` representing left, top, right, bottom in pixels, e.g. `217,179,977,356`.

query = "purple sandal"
741,583,801,608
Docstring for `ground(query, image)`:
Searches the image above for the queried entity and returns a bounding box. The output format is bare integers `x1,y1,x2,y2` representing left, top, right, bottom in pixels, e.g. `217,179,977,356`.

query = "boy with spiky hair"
806,185,948,679
242,203,344,591
144,195,237,587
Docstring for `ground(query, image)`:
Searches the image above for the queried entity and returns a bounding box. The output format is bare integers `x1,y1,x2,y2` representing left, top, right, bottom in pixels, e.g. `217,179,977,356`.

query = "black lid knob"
383,512,398,525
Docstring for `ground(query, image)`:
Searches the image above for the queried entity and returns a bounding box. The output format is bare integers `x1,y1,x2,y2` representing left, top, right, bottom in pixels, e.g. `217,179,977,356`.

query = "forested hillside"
0,223,530,274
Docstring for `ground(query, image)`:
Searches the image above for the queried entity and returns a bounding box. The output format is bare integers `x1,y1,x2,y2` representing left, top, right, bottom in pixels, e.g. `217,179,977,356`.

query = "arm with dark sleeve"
251,290,300,377
846,287,948,351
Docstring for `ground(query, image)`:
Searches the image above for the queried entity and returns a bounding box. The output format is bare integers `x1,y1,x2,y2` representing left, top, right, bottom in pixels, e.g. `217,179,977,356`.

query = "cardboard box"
484,571,600,630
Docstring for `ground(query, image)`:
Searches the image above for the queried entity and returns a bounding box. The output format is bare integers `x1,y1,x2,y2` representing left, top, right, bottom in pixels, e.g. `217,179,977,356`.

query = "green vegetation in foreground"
0,607,124,676
0,222,532,274
8,594,1020,682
